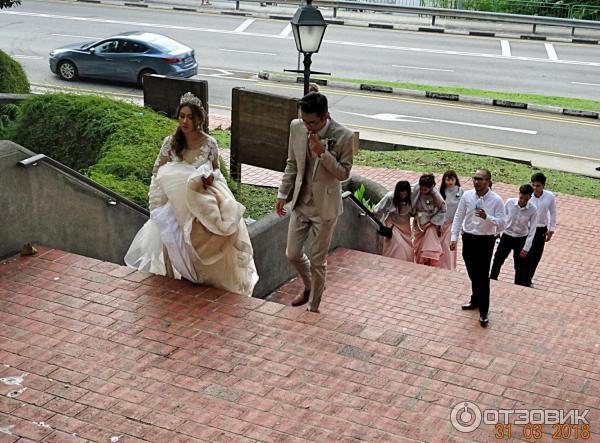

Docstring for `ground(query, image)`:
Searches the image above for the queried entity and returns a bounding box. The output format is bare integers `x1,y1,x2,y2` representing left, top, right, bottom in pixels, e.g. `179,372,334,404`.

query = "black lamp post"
286,0,329,95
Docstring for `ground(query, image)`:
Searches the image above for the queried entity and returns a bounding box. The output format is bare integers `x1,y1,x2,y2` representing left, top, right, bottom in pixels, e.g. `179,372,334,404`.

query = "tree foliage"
10,94,175,207
0,50,30,93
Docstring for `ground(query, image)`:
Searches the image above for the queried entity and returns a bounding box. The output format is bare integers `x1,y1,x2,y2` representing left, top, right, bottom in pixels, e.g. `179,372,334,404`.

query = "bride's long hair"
172,102,206,159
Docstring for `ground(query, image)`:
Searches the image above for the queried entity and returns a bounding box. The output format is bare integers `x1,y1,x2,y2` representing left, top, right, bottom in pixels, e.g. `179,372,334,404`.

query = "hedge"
0,49,30,94
11,93,175,206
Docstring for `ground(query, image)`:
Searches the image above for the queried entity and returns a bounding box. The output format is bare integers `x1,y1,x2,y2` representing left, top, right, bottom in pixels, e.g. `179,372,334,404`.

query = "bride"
125,92,258,296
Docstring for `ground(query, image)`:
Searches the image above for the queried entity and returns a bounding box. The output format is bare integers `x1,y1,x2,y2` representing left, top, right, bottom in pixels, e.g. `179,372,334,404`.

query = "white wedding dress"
125,135,258,297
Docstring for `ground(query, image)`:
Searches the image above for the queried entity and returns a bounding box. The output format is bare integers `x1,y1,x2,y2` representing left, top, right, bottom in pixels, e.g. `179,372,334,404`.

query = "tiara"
180,92,203,108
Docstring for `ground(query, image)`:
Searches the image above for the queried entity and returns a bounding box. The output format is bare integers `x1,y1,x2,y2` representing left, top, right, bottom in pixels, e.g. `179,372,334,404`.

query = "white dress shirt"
531,190,557,232
451,189,506,241
503,198,538,251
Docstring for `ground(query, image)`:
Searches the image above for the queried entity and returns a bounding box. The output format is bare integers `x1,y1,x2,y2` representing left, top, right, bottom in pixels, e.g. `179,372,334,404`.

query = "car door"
84,39,123,80
115,40,150,82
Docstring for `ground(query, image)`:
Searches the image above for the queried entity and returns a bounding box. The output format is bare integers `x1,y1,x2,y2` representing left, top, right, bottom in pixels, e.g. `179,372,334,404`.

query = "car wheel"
137,69,156,88
57,60,78,81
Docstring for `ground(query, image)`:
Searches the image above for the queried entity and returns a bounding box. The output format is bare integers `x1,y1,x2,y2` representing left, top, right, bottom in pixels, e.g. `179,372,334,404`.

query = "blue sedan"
49,31,198,86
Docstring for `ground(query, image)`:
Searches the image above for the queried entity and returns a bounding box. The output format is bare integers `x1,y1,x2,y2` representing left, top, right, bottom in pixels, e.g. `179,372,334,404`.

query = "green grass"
267,71,600,113
355,149,600,200
237,185,278,221
212,129,230,149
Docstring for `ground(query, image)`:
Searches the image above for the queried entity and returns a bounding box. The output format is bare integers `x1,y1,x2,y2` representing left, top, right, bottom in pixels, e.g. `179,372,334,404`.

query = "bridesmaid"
411,174,446,266
373,180,414,262
438,170,464,270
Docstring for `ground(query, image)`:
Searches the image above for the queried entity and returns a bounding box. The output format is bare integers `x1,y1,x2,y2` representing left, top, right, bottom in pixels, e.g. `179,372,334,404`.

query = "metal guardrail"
342,190,392,238
233,0,600,36
17,153,150,216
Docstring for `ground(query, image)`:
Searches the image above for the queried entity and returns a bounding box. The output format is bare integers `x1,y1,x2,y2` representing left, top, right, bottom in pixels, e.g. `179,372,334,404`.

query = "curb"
74,0,600,46
258,71,600,120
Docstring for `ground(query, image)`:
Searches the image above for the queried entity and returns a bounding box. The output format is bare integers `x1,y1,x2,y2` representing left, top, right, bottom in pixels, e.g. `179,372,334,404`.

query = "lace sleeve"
207,136,219,169
152,136,172,175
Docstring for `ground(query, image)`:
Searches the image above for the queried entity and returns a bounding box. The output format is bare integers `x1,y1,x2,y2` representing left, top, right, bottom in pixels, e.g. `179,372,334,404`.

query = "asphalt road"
2,0,600,166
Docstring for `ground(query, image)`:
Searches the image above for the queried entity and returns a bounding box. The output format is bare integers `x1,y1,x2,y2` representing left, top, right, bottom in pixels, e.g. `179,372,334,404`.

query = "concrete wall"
0,141,148,263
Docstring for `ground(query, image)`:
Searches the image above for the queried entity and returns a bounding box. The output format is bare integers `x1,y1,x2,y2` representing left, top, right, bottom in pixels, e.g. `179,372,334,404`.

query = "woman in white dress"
125,92,258,296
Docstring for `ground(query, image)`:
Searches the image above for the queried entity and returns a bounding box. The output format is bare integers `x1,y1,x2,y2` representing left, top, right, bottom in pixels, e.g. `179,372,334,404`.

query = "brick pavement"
1,241,599,441
1,116,599,441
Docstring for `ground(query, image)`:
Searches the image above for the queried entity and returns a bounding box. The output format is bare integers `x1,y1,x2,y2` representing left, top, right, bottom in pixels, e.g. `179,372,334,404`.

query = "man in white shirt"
528,172,557,287
450,168,506,327
490,184,538,286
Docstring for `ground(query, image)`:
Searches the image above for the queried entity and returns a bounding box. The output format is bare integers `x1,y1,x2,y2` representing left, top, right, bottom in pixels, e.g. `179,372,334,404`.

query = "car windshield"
80,41,95,49
147,35,186,53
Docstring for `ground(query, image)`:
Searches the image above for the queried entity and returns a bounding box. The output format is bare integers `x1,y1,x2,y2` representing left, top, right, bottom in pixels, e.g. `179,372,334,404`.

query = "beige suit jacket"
278,118,354,220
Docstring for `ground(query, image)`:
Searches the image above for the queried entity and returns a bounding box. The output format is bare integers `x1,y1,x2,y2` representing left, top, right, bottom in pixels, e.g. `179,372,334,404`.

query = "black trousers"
462,233,496,316
527,226,548,285
489,234,530,286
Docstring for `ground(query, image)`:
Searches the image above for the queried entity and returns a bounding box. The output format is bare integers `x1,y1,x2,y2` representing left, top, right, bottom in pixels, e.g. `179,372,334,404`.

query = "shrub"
11,93,175,206
0,49,30,93
0,104,20,139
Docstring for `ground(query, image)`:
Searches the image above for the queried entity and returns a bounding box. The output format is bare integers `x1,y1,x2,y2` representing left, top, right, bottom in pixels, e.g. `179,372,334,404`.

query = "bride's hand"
201,175,214,189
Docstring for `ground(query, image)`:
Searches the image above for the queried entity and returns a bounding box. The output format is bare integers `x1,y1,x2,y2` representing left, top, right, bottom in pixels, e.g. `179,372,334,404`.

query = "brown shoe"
291,289,310,306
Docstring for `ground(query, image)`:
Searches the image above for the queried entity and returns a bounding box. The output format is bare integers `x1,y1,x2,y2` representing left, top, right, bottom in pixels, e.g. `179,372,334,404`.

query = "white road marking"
392,65,454,72
545,43,558,61
12,55,43,59
51,33,97,39
195,74,258,82
4,11,600,68
572,81,600,87
279,23,292,37
342,112,538,134
325,38,600,68
195,67,258,81
219,48,276,56
234,18,254,33
500,40,511,57
197,67,256,74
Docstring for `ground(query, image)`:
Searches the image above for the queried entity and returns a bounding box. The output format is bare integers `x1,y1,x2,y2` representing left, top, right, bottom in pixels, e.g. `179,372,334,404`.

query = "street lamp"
287,0,329,95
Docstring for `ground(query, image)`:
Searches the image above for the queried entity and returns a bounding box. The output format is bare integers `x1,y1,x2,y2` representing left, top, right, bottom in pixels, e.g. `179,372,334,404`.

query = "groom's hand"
275,198,287,217
308,132,325,156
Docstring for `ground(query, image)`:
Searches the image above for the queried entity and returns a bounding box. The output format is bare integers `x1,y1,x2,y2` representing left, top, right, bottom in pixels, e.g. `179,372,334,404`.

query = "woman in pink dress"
411,174,446,266
373,180,414,262
438,170,464,270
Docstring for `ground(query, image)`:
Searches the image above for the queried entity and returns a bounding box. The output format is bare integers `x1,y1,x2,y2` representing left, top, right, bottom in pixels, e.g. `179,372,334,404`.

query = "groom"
275,93,354,313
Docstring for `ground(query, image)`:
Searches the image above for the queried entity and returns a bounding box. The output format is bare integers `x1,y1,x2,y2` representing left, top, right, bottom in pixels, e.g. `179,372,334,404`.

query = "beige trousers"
286,202,338,311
